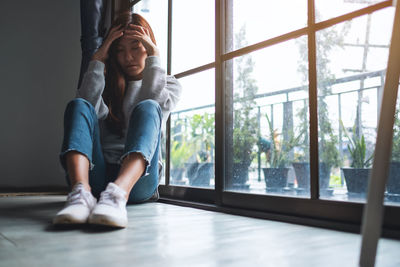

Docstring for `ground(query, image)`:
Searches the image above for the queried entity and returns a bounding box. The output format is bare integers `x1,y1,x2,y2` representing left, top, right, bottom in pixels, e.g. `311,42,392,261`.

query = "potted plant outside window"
186,113,215,187
262,114,302,190
291,103,311,190
289,103,336,194
289,103,340,195
232,111,258,189
341,122,373,194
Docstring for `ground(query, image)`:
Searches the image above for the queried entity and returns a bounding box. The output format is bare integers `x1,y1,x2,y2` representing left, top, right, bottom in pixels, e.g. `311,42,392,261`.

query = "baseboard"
0,186,69,196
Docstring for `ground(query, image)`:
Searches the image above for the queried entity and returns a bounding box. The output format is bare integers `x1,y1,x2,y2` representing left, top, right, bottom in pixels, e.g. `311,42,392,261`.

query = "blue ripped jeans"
59,98,161,204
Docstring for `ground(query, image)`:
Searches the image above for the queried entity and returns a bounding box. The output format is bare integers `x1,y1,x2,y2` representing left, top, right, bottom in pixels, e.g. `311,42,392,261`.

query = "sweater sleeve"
75,60,109,120
139,56,182,114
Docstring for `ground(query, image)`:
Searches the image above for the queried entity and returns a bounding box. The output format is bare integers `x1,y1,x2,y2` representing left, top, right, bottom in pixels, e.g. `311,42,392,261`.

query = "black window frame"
127,0,400,237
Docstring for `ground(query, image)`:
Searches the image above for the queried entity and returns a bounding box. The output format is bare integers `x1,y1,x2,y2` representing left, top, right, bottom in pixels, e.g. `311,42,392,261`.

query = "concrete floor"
0,195,399,267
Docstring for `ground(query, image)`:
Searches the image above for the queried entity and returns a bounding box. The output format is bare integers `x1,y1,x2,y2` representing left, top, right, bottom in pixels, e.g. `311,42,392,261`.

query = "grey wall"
0,1,81,189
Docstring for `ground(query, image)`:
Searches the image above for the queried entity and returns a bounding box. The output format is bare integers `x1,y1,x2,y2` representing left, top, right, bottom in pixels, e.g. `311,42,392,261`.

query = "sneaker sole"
88,214,127,228
53,214,87,225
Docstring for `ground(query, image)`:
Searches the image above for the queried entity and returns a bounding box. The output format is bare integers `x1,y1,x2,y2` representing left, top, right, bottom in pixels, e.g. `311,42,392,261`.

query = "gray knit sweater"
76,56,182,165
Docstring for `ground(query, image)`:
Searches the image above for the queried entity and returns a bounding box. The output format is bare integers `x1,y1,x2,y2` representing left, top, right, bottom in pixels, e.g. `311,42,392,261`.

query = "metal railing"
170,69,387,183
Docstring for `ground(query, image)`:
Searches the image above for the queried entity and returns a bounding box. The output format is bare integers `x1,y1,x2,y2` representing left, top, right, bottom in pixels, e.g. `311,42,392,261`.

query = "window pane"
315,0,387,23
171,0,214,74
170,70,215,188
225,36,310,197
133,0,168,70
228,0,307,52
316,8,394,202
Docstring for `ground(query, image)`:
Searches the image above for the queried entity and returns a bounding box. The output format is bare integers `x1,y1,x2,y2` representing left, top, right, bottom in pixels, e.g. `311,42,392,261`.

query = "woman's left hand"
124,24,159,57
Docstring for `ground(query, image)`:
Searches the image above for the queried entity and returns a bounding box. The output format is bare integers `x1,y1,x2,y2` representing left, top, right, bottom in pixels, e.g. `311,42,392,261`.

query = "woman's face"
116,36,147,80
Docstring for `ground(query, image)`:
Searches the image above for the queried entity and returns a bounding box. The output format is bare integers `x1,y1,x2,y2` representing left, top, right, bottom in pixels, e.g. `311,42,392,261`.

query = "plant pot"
185,163,199,180
187,162,214,187
342,168,371,194
291,162,331,189
171,168,185,183
388,162,400,194
292,162,310,189
319,163,331,189
263,167,290,189
228,163,250,189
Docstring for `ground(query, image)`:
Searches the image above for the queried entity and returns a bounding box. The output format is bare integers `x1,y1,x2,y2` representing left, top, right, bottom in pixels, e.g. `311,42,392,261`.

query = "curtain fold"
78,0,107,88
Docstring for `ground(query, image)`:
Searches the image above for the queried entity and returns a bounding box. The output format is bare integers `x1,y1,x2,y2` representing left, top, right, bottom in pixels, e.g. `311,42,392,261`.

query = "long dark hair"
102,12,157,138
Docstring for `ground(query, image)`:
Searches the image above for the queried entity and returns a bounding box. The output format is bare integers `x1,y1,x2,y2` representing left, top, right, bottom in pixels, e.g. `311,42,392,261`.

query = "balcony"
168,68,400,205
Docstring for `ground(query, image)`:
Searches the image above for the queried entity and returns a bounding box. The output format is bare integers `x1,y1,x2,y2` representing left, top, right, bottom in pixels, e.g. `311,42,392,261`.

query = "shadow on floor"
0,197,122,233
46,224,121,233
1,199,64,223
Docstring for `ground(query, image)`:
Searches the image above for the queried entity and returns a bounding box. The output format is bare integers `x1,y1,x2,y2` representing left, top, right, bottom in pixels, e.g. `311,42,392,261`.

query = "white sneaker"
53,183,97,225
88,182,128,228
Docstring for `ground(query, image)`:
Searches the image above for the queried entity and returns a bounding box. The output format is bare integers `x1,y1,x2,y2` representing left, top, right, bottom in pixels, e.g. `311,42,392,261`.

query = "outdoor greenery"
170,140,192,169
233,25,259,167
330,174,342,186
341,121,373,169
265,114,302,168
189,113,214,163
170,111,215,172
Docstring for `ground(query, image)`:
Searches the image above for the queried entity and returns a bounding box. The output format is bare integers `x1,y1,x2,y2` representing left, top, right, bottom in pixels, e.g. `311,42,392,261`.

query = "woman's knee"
133,99,162,117
65,98,97,121
66,98,96,114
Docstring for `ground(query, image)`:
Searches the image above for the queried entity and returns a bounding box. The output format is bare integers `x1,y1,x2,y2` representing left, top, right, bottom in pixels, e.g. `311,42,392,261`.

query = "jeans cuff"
118,151,151,177
59,148,95,171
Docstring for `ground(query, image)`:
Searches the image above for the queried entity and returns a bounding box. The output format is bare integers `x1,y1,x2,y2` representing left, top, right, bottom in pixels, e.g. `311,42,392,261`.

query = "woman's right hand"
92,25,124,63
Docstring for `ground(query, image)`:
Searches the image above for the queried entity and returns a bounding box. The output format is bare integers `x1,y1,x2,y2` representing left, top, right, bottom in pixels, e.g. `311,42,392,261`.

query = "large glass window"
155,0,400,225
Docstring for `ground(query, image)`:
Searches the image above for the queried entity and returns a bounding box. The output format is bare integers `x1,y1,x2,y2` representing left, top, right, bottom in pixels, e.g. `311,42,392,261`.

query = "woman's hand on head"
124,24,159,57
92,25,124,63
